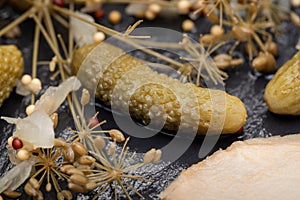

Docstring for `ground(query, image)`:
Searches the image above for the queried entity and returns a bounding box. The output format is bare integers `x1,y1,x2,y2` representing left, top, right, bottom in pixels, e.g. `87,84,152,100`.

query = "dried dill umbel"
2,139,73,199
23,145,72,199
66,89,109,146
0,2,169,197
1,109,162,199
63,89,164,199
0,75,164,199
80,138,162,200
179,34,228,86
64,88,163,199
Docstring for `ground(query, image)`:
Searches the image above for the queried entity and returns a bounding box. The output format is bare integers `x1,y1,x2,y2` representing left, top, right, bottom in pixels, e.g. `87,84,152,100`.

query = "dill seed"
108,10,122,24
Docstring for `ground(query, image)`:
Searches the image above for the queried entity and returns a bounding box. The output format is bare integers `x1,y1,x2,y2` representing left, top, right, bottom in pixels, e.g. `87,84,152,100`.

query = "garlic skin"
34,76,81,115
11,110,54,149
0,159,36,194
70,12,97,47
2,77,81,149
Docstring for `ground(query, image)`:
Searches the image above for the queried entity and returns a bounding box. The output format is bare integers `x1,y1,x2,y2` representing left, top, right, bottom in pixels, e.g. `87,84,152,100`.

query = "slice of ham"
160,134,300,200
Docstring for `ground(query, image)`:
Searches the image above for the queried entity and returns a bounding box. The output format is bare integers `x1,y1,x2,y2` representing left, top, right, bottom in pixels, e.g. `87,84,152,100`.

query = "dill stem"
51,172,62,192
122,162,144,173
87,112,100,127
58,34,69,60
95,177,114,187
124,180,144,199
52,168,68,180
85,136,97,155
81,105,86,130
67,96,82,135
32,166,46,178
93,156,113,171
122,174,152,182
121,151,136,168
65,132,78,142
68,0,75,59
117,178,132,200
89,120,107,131
90,130,108,134
114,181,117,200
0,7,36,37
84,169,109,174
43,8,59,53
31,12,42,104
74,0,177,7
51,149,60,161
52,5,118,35
47,169,50,186
134,39,200,49
32,12,42,79
118,147,129,169
44,7,68,81
92,183,109,200
51,5,183,68
38,170,47,185
37,61,50,65
252,32,267,52
72,94,87,130
52,13,69,28
117,138,130,168
31,14,66,81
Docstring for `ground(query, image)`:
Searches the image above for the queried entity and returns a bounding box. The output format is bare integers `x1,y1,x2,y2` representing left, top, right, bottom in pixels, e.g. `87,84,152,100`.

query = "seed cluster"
5,126,157,200
0,45,24,106
20,74,42,94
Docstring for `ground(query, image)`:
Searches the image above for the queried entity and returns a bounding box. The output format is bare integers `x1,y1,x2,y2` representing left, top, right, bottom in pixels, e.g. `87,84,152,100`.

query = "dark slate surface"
0,3,300,200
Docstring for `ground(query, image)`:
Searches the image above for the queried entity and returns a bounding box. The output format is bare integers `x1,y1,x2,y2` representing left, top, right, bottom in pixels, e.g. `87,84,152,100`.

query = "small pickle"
0,45,24,106
72,42,247,134
264,51,300,115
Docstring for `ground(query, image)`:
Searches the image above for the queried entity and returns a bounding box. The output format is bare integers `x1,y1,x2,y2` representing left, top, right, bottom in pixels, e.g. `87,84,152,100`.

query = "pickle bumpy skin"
0,45,24,106
73,42,247,135
265,51,300,115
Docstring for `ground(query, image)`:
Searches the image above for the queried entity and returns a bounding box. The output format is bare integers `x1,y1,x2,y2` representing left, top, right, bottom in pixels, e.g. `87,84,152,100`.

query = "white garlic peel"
2,77,80,149
34,76,81,115
0,159,36,194
1,116,18,124
125,3,148,15
7,146,20,165
16,80,31,96
70,12,97,47
12,110,54,149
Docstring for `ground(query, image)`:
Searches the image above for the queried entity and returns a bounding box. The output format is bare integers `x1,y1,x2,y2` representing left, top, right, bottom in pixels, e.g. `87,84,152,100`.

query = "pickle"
72,42,247,134
0,45,24,106
264,51,300,115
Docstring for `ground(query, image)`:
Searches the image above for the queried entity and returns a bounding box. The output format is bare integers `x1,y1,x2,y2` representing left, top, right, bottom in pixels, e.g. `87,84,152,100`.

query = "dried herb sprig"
82,138,161,200
0,0,73,104
194,0,232,27
1,0,229,87
62,86,162,199
25,144,71,199
1,78,163,199
179,34,228,85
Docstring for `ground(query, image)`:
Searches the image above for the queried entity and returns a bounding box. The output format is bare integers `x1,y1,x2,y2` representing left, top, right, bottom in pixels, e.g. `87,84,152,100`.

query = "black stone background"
0,2,300,200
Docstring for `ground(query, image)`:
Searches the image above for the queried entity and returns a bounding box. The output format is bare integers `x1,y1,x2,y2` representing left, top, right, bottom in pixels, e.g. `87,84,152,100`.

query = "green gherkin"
265,51,300,115
73,42,247,134
0,45,24,106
